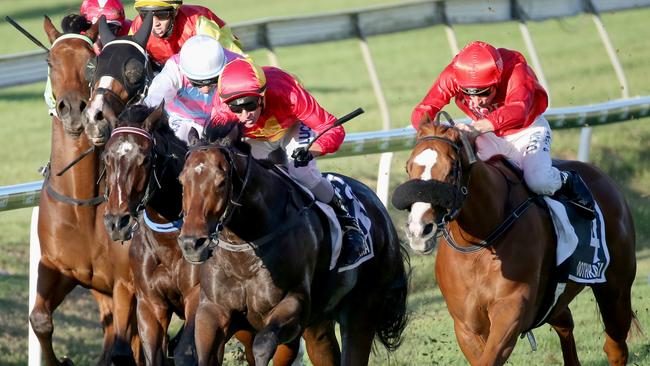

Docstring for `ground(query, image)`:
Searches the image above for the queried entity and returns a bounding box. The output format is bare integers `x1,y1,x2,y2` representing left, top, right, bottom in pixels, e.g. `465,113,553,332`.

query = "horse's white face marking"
194,163,206,175
87,76,115,117
413,148,438,181
114,140,136,207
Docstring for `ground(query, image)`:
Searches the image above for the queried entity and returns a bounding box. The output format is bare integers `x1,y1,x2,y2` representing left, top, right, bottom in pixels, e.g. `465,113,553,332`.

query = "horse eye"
142,156,151,165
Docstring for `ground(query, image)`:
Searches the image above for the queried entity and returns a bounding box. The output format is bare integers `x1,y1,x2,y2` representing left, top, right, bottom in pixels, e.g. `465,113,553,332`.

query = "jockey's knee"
524,169,560,196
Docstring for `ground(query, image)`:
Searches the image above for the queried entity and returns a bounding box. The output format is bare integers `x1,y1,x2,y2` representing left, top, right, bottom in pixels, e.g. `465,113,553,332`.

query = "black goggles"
138,9,175,20
188,76,219,88
228,98,260,113
461,86,494,97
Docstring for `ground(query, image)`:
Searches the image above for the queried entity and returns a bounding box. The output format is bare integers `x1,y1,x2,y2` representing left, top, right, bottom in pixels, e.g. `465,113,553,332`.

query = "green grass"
1,1,650,365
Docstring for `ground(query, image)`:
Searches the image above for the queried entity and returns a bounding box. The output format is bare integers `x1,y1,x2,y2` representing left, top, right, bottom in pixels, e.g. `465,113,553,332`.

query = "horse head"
44,15,98,136
85,13,153,146
102,102,169,241
392,121,475,254
178,122,246,263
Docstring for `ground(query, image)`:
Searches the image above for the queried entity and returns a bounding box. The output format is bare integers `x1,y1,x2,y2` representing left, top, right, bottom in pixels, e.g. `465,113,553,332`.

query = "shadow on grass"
0,89,45,103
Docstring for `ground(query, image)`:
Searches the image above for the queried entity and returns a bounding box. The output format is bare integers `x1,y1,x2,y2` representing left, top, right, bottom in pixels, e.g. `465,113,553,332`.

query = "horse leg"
173,287,200,366
195,301,229,366
29,264,77,366
338,300,376,366
477,297,527,366
272,337,302,366
592,284,633,365
451,317,487,365
253,295,304,365
110,282,138,366
91,290,116,366
135,296,170,365
547,308,580,366
302,320,340,366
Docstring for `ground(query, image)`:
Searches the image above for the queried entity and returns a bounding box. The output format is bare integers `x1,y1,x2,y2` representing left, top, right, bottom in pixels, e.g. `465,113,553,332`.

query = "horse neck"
48,116,103,199
227,158,292,240
454,160,510,236
147,136,186,222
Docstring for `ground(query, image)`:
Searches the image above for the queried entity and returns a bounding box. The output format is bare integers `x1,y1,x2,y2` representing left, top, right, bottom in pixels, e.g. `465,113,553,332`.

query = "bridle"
185,143,253,249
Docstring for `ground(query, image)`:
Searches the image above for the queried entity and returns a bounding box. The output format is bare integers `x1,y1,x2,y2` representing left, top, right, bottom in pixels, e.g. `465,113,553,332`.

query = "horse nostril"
118,215,131,230
57,100,70,114
423,223,434,236
194,237,207,249
79,100,87,112
94,110,104,121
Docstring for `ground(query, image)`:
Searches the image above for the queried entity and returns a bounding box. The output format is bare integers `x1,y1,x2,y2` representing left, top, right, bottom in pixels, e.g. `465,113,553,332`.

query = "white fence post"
28,207,41,366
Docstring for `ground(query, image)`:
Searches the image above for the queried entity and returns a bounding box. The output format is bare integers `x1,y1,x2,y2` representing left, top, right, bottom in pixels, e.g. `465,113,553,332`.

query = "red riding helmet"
218,59,267,104
80,0,126,26
452,41,503,89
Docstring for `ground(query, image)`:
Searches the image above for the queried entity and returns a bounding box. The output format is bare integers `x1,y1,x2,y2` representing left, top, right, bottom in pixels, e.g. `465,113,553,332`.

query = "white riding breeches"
475,116,562,195
246,122,334,202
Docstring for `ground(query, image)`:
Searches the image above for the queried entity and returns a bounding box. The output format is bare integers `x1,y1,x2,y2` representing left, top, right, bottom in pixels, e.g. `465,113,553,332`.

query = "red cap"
218,59,267,104
80,0,126,26
453,41,503,88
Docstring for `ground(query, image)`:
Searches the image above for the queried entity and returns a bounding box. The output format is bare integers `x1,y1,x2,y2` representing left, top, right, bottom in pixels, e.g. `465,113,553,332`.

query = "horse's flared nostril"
94,110,104,121
118,215,132,231
423,223,434,236
79,100,87,112
57,100,70,116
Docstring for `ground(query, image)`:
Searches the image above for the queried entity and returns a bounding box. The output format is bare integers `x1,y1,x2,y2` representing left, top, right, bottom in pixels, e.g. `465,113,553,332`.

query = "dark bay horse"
178,122,410,365
84,14,153,146
101,104,304,365
392,122,638,365
31,15,141,366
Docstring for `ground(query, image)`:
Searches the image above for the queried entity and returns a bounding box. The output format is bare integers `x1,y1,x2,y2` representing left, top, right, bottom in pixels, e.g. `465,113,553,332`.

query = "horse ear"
133,12,153,49
143,101,165,131
188,128,201,147
85,21,100,43
43,15,62,44
98,16,116,45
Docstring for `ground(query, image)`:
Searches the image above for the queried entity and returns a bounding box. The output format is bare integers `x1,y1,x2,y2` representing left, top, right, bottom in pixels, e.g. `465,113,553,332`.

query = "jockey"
80,0,131,54
412,40,595,219
143,35,243,142
131,0,243,71
215,58,367,266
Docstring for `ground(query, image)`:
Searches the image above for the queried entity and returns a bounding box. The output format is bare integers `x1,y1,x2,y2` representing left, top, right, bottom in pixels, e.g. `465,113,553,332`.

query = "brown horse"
31,15,141,366
178,122,410,365
391,122,638,365
101,104,304,365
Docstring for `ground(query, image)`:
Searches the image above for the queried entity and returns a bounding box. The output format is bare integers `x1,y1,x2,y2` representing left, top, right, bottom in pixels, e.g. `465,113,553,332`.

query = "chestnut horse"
392,122,638,365
178,122,410,365
101,104,305,365
31,16,141,366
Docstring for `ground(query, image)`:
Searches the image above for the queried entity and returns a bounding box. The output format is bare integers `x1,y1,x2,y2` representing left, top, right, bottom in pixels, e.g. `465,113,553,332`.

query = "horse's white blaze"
194,163,206,174
115,141,135,207
413,148,438,180
87,76,114,116
406,202,433,251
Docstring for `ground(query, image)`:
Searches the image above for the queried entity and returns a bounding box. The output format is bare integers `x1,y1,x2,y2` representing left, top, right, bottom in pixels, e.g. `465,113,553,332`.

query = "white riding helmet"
179,35,226,81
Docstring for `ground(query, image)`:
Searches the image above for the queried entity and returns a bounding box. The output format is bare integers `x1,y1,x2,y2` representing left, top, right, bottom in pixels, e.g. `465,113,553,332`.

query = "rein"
43,163,106,206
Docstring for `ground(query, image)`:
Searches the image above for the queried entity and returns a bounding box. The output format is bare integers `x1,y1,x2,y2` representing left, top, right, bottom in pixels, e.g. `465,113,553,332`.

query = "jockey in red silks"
143,35,244,143
80,0,132,54
130,0,243,71
412,40,594,218
213,58,367,264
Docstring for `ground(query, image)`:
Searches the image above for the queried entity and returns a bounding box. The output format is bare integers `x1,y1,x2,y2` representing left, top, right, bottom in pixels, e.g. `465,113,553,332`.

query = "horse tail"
375,239,411,352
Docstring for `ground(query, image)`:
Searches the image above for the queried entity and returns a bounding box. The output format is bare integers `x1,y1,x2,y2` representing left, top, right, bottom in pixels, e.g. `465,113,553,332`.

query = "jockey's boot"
329,192,367,267
556,170,596,220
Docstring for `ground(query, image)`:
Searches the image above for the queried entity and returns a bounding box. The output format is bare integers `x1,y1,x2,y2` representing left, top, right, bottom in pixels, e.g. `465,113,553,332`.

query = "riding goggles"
461,86,494,97
188,76,219,88
227,96,261,113
138,9,175,20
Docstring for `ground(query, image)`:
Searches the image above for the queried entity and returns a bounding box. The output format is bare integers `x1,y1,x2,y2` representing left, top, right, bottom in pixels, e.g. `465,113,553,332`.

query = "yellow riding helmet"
134,0,182,12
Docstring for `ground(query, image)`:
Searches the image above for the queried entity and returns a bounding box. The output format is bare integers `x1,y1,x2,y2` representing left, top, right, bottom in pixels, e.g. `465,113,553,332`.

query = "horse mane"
204,121,243,144
61,14,91,34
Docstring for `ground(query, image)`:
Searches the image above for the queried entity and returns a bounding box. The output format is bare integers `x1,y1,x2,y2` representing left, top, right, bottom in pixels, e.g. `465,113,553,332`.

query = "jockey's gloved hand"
292,147,313,167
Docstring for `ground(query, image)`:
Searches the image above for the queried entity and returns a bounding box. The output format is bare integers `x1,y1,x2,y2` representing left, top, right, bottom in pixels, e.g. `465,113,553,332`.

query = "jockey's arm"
290,85,343,156
143,57,183,107
411,64,457,129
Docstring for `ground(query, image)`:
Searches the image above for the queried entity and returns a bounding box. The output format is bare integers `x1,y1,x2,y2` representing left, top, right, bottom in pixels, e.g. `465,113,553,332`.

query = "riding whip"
5,16,50,52
304,107,364,152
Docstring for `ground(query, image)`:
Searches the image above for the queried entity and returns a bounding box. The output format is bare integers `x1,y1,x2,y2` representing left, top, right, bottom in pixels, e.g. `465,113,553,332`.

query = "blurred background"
1,0,649,364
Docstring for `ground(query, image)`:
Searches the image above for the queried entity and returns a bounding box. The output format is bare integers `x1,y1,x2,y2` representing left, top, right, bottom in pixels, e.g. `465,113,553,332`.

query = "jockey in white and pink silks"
143,34,244,142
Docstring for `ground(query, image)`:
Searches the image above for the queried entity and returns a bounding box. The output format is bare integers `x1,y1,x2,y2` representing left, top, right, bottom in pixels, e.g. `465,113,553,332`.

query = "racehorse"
84,14,153,146
391,121,639,365
101,103,307,365
178,122,410,365
31,15,141,366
